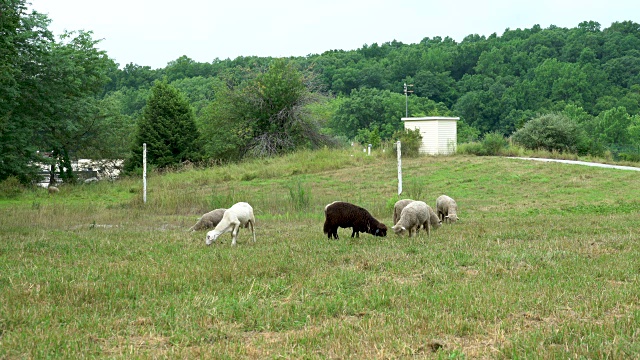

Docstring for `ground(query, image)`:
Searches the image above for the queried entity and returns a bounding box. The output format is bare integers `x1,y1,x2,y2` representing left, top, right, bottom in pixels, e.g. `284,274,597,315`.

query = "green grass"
1,149,639,359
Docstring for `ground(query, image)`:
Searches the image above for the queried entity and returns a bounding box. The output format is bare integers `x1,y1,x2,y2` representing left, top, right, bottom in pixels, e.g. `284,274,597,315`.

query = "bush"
389,128,422,158
355,126,382,149
0,176,25,198
511,113,588,154
481,132,508,155
457,132,509,156
456,142,485,156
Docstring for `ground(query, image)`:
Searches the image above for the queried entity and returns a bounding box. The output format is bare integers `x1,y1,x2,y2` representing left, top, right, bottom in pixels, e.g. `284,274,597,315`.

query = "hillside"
1,149,639,358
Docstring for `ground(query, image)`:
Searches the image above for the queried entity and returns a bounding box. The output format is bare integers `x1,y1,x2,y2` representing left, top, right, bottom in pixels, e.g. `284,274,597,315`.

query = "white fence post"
368,144,372,155
397,141,402,195
143,143,147,204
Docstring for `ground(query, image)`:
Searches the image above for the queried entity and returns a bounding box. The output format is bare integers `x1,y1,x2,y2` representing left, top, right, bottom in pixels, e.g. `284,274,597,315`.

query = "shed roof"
401,116,460,122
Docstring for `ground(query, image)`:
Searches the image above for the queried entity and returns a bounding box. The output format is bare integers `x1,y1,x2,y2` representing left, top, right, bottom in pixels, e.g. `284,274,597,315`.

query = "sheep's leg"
248,220,256,243
426,222,431,237
231,223,240,246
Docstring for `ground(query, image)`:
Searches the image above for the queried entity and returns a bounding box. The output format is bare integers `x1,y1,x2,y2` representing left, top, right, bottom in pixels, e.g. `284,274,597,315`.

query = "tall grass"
2,148,640,358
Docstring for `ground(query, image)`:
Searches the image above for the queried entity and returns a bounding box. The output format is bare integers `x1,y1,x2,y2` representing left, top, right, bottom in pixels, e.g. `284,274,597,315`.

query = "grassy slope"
1,149,639,359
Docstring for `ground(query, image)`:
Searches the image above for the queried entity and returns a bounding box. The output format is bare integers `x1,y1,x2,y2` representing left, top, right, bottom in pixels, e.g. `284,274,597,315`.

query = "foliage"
459,132,509,156
511,113,589,154
0,0,47,184
389,128,422,158
457,118,481,143
92,19,640,161
1,1,117,184
0,176,25,198
124,81,203,171
199,59,334,160
481,131,509,155
7,4,640,181
355,126,382,149
595,106,635,145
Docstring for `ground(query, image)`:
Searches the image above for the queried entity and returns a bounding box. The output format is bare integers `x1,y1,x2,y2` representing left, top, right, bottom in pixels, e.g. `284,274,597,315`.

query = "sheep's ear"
401,226,406,231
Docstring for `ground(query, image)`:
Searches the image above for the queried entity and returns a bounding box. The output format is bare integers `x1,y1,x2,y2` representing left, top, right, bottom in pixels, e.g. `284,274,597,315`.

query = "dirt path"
510,157,640,172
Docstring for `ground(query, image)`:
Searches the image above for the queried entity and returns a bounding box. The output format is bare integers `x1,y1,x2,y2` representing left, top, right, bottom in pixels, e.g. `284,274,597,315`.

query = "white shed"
401,116,459,155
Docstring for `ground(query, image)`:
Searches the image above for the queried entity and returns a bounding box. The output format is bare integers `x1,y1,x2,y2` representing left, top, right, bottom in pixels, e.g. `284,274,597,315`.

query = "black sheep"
323,201,388,240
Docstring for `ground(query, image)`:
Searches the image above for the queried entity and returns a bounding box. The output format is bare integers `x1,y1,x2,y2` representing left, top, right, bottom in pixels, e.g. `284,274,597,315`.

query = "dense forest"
2,0,640,184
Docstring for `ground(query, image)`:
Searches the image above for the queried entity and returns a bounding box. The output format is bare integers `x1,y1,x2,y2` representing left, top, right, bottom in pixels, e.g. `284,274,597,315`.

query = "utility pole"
403,83,413,117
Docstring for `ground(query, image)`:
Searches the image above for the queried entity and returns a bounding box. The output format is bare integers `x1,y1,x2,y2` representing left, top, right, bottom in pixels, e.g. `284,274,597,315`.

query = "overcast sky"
28,0,639,69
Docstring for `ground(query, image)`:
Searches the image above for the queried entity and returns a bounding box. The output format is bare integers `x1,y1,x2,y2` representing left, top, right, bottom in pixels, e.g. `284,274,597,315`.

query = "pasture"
1,149,639,359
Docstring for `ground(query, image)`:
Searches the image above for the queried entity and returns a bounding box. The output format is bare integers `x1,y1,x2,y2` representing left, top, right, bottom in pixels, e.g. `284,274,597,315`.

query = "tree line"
2,0,640,185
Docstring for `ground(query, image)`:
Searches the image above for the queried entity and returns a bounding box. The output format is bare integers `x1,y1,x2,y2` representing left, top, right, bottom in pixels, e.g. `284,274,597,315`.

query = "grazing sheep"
205,202,256,246
393,199,415,225
392,201,442,237
188,208,227,232
323,201,387,240
425,205,442,235
48,186,59,194
436,195,459,223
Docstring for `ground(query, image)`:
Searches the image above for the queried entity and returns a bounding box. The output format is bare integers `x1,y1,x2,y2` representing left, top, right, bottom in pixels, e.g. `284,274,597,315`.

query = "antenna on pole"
403,83,413,117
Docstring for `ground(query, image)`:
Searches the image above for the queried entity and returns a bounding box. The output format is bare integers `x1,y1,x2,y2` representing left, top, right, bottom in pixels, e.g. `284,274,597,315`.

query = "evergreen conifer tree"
124,81,202,171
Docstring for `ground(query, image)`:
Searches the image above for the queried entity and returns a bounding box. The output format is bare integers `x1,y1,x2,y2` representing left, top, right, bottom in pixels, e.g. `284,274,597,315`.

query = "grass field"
1,149,639,359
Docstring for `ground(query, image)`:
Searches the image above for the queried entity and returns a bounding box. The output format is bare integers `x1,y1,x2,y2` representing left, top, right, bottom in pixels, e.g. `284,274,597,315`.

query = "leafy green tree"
241,59,332,157
170,76,221,118
456,119,481,143
107,63,159,91
0,0,46,183
413,70,457,106
39,30,117,183
330,88,403,140
1,1,116,184
197,84,251,162
628,115,640,147
124,81,202,171
199,59,331,160
595,107,634,145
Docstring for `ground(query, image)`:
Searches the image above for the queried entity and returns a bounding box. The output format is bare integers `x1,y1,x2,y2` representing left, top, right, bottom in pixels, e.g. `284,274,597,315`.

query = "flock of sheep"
193,195,459,246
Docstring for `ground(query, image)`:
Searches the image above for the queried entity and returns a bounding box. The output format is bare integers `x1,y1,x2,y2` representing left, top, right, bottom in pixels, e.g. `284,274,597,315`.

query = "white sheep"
205,202,256,246
425,205,442,235
436,195,459,223
393,199,414,225
188,208,227,232
392,201,442,237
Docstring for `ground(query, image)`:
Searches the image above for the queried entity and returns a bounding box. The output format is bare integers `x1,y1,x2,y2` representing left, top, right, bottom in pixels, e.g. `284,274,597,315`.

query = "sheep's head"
446,214,459,223
205,230,221,245
374,223,387,237
391,224,405,235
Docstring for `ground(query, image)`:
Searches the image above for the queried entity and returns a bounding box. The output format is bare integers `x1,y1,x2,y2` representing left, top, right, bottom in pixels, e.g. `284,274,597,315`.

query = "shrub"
481,132,508,155
0,176,25,198
511,113,588,154
456,141,485,156
355,126,382,149
389,128,422,158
